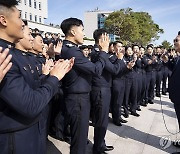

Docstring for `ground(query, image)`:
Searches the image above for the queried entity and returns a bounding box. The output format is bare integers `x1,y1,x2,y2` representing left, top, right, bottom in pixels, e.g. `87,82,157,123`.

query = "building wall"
84,11,98,40
17,0,48,24
28,21,63,35
84,10,113,40
17,0,64,36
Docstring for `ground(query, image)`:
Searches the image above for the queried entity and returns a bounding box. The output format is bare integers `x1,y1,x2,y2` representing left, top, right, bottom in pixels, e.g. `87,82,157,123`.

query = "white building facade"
84,10,113,40
17,0,63,35
17,0,47,24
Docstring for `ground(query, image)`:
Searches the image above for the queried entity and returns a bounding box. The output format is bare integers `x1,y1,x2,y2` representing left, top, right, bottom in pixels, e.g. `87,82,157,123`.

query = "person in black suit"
169,34,180,150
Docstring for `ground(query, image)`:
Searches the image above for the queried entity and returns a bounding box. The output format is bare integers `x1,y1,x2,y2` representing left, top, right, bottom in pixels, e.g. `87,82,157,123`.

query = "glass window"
39,16,42,23
19,10,22,18
29,0,31,7
30,13,32,21
34,0,36,9
39,2,41,10
25,12,27,19
35,15,37,22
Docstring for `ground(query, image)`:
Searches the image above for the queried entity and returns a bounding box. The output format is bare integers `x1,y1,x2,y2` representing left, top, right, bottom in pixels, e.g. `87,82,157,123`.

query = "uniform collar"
27,52,38,58
93,44,100,52
63,40,78,47
0,38,15,49
14,48,29,56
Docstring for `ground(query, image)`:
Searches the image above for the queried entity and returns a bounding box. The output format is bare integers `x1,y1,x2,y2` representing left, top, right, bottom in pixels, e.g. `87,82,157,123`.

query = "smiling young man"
60,18,109,154
0,1,74,153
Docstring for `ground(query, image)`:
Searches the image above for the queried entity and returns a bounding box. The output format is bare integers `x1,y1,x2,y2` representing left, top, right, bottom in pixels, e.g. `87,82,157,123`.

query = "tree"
161,40,172,49
104,8,164,46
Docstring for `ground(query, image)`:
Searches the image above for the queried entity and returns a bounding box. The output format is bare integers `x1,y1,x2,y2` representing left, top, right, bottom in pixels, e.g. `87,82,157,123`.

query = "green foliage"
104,8,164,46
161,40,172,49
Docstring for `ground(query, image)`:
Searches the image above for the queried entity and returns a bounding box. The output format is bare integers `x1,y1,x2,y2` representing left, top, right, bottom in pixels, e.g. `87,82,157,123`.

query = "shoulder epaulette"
94,48,100,52
66,43,75,48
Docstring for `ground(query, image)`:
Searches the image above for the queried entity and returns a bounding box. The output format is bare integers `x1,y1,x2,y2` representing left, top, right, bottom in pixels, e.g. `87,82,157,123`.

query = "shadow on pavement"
108,124,179,153
149,108,177,119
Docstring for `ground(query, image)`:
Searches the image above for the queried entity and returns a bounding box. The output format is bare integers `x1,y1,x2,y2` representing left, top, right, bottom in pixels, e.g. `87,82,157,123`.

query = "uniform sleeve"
104,58,123,75
0,63,59,119
70,48,107,76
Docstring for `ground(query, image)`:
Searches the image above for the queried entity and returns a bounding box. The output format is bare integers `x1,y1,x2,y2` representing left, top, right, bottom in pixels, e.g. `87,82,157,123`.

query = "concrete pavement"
47,94,180,154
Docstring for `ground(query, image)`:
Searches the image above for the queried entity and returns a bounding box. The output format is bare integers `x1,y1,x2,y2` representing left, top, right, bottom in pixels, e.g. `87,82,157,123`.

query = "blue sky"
46,0,180,45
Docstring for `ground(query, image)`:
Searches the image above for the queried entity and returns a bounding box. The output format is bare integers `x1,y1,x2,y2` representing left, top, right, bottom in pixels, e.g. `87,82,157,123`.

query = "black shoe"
103,145,114,152
148,100,154,104
131,111,140,117
144,100,148,105
156,93,161,97
140,102,147,107
119,117,128,123
123,113,129,118
172,141,180,148
162,92,167,95
113,121,122,126
137,107,141,111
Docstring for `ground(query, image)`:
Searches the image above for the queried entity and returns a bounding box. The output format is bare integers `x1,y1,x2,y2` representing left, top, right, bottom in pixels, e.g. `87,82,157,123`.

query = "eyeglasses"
174,39,180,43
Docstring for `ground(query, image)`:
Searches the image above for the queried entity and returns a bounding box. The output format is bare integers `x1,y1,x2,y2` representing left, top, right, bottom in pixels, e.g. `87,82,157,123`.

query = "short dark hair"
93,28,107,43
34,28,39,32
60,18,83,36
113,41,123,46
0,0,18,8
125,45,132,52
178,31,180,35
22,20,28,26
79,45,88,51
88,45,93,50
109,42,114,47
147,44,154,49
31,33,42,39
132,44,139,49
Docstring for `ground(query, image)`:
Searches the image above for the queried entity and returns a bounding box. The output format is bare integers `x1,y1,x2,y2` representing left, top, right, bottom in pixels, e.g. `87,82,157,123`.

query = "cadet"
132,44,142,111
154,47,163,97
91,29,125,153
161,48,169,95
111,41,130,125
60,18,108,154
0,1,73,153
144,45,157,104
123,46,139,117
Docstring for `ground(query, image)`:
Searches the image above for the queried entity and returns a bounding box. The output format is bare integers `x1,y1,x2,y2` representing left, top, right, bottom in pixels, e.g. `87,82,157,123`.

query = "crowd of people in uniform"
0,1,180,154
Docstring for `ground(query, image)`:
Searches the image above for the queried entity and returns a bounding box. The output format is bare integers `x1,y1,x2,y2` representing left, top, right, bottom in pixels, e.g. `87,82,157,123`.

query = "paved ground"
47,94,180,154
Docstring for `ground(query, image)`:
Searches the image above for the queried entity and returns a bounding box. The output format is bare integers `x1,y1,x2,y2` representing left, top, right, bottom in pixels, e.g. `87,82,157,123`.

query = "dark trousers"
111,79,125,122
174,102,180,130
162,69,169,93
141,73,147,101
0,121,46,154
146,71,156,101
155,70,163,95
123,77,137,113
136,72,142,106
91,87,111,152
65,93,90,154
